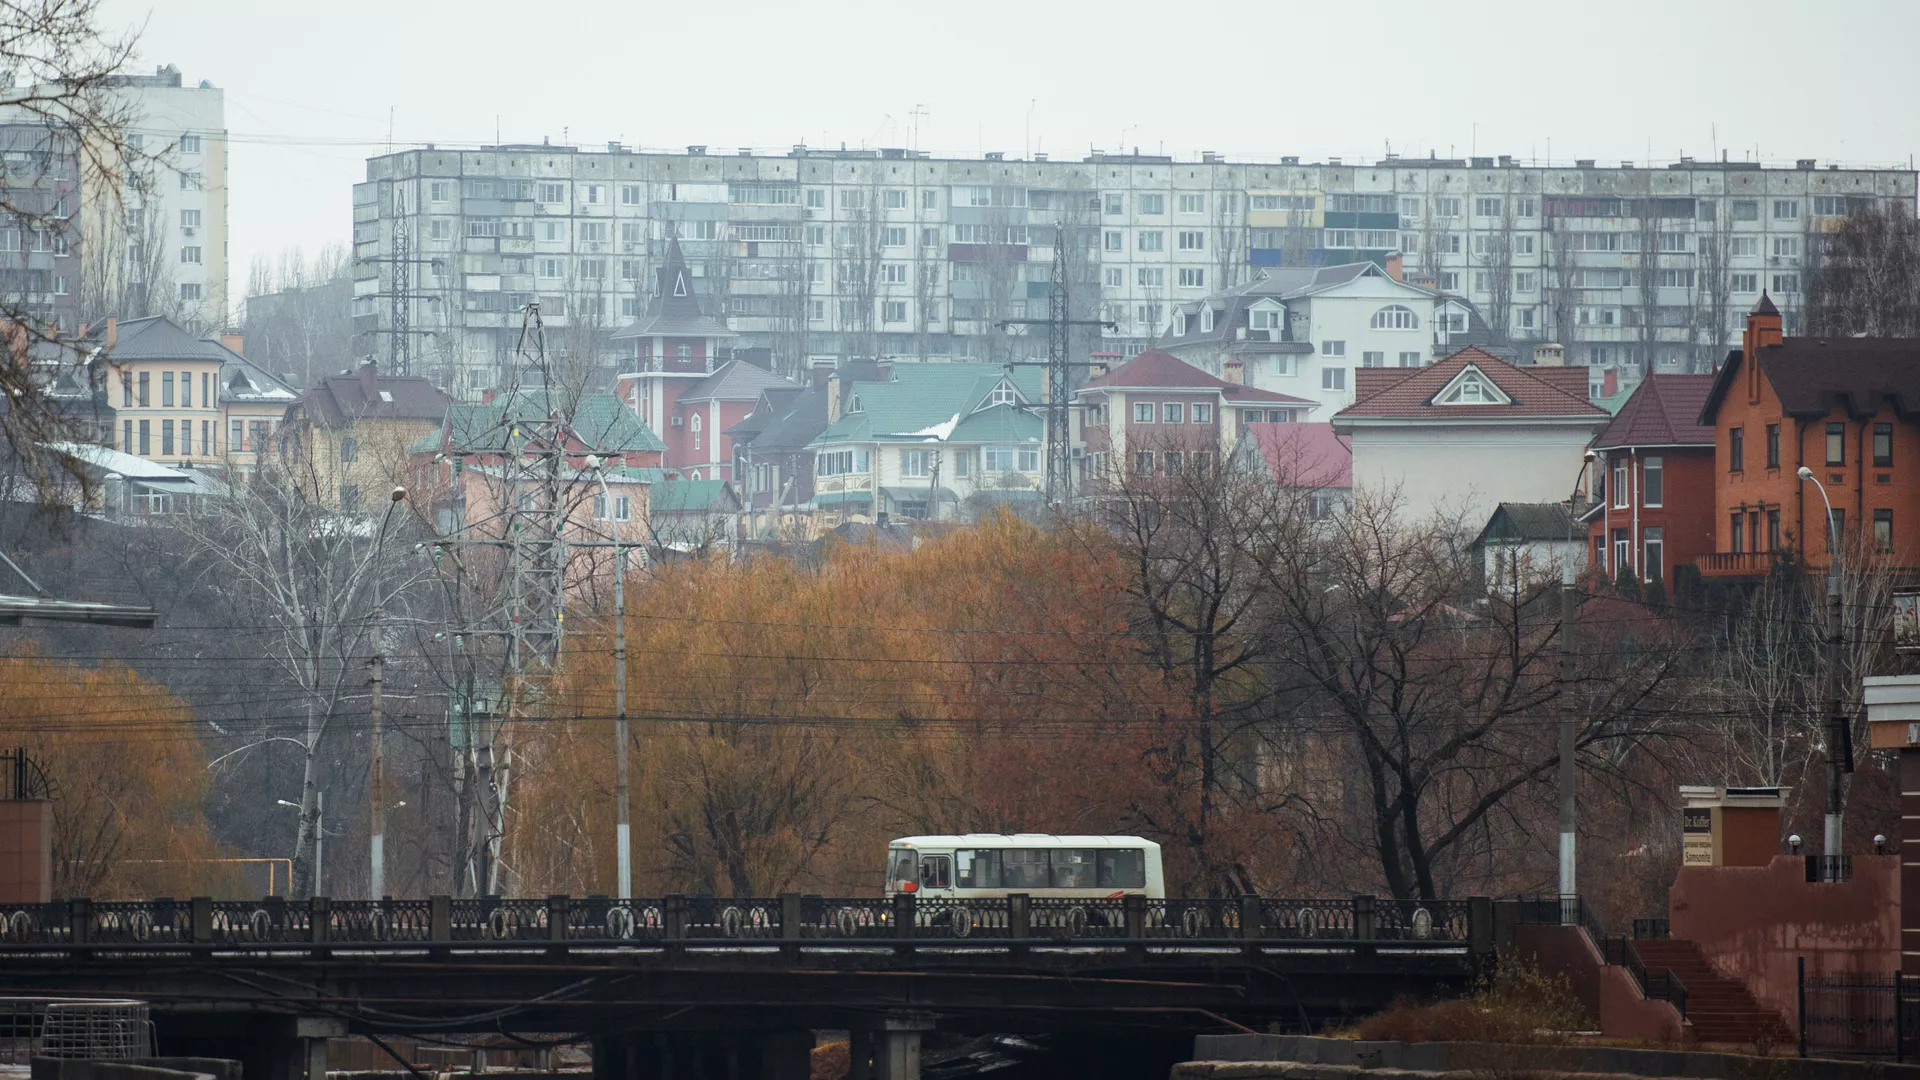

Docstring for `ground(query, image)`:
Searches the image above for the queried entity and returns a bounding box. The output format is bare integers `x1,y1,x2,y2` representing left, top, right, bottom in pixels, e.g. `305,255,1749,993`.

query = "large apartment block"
354,145,1916,400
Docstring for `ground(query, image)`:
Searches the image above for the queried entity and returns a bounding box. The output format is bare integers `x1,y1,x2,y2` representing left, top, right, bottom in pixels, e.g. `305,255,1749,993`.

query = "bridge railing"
0,893,1492,951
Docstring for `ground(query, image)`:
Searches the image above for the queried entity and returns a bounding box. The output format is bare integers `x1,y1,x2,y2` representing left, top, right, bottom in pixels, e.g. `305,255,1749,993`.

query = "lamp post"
587,457,632,901
369,486,408,901
1798,464,1847,880
1560,449,1597,919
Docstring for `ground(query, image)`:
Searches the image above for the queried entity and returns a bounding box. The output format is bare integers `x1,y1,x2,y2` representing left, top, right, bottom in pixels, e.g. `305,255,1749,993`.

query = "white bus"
883,834,1165,900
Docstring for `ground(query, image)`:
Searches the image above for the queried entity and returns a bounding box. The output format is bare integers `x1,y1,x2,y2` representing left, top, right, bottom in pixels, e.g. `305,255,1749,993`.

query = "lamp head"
1797,465,1816,481
390,486,406,503
1583,449,1597,462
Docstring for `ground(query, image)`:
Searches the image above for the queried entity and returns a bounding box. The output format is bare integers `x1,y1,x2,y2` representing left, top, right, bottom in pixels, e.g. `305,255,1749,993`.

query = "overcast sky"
97,0,1920,307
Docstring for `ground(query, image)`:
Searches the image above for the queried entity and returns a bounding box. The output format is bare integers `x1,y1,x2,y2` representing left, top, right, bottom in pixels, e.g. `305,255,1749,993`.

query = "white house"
1158,260,1441,417
1472,502,1588,594
1331,346,1610,527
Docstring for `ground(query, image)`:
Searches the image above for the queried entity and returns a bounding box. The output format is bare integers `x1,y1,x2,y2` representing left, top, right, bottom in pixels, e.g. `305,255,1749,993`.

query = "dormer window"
1370,304,1419,330
986,379,1017,408
1200,306,1214,333
848,393,863,413
1432,364,1511,406
1174,312,1188,336
1249,305,1283,331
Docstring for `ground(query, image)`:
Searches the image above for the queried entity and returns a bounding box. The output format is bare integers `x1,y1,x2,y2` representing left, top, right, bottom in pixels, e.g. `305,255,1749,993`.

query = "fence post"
68,897,90,945
430,895,451,944
1897,969,1905,1064
892,892,915,942
547,895,569,950
1353,895,1376,942
310,896,329,946
1468,897,1493,964
1008,894,1029,941
190,896,212,944
664,894,687,943
780,893,802,947
1238,894,1262,942
1123,895,1145,940
1797,955,1807,1058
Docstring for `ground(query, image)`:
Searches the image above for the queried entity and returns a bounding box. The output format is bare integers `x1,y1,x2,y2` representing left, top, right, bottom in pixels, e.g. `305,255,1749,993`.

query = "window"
1875,422,1894,468
1729,514,1745,554
1138,194,1164,215
580,221,609,243
1102,267,1124,289
1728,236,1760,257
1192,403,1211,423
1772,199,1799,220
884,189,907,209
1104,193,1124,215
1177,193,1205,214
1772,273,1799,294
180,246,201,264
578,258,605,280
1177,230,1205,251
900,449,933,478
883,226,906,247
1018,446,1039,472
429,218,452,240
229,419,242,452
952,449,970,477
882,262,907,284
1158,450,1181,475
537,182,565,204
1399,351,1422,367
1613,527,1631,568
538,258,563,279
1876,509,1895,553
1611,459,1629,509
1136,303,1162,327
1643,527,1664,584
1132,402,1154,423
1767,509,1781,550
1137,231,1164,252
1134,451,1155,476
1515,271,1538,293
160,372,174,407
1729,427,1744,472
1250,307,1282,331
539,220,565,241
137,419,149,456
1439,272,1460,291
1104,230,1123,251
1773,236,1799,258
1643,455,1663,507
1321,340,1345,356
1323,229,1355,248
1370,305,1418,330
921,190,938,210
815,449,870,476
1766,424,1781,468
160,419,174,456
1732,200,1759,221
1731,272,1758,293
1433,197,1462,218
1178,267,1205,288
984,445,1014,472
1830,509,1846,551
1362,351,1384,368
180,423,190,456
1162,402,1184,423
1827,421,1846,466
339,436,359,464
136,371,149,406
1321,367,1346,391
180,372,191,408
882,300,907,322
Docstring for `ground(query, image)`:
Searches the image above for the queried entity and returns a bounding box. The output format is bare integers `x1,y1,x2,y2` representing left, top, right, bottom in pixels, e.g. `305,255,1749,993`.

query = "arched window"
1371,304,1419,330
691,412,702,451
1200,306,1214,333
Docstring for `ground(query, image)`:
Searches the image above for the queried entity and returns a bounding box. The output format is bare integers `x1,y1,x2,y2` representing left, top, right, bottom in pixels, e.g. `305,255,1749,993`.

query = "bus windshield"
888,848,917,887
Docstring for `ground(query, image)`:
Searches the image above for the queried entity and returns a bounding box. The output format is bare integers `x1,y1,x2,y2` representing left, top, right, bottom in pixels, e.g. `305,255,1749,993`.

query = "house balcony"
1694,551,1782,578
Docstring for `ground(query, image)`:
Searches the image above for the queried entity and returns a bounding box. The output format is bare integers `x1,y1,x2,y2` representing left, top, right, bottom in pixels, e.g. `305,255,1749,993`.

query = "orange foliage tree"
0,649,236,898
510,515,1285,898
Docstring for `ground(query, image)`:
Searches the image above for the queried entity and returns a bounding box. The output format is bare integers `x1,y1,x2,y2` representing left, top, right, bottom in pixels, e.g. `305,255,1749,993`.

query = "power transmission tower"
357,187,441,375
998,240,1114,507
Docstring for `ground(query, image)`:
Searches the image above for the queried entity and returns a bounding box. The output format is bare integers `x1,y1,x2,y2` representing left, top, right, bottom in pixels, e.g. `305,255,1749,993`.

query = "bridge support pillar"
868,1014,933,1080
157,1015,341,1080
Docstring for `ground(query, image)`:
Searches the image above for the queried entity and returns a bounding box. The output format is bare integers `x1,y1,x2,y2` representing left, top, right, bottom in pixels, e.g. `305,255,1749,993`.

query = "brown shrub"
1350,961,1588,1045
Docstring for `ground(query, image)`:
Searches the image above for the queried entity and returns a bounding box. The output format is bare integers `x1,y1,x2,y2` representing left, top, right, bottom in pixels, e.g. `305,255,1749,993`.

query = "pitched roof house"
1074,349,1312,488
667,358,797,481
612,238,737,458
1332,346,1609,525
1584,373,1717,590
281,360,452,511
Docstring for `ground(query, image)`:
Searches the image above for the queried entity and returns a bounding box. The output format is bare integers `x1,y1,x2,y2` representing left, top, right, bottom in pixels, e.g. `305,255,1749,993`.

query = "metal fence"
1798,964,1919,1060
0,893,1487,949
0,999,152,1064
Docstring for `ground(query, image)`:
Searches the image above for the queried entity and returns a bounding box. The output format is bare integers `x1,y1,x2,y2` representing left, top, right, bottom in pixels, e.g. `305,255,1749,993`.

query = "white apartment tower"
109,65,229,329
354,145,1916,401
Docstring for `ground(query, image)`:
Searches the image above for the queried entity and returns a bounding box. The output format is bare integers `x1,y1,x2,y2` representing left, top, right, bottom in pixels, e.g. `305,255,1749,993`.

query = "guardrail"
1516,897,1686,1018
0,894,1489,950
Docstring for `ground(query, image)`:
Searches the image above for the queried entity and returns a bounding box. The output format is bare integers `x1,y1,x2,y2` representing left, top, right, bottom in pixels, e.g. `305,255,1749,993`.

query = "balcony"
1694,551,1780,577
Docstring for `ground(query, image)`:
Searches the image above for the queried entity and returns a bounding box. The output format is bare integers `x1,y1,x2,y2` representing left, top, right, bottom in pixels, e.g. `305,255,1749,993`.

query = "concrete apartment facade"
353,145,1915,401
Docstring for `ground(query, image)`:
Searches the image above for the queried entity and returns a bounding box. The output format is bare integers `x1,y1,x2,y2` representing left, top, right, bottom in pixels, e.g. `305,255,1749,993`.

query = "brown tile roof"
1336,347,1606,422
1082,348,1314,405
1592,374,1716,449
300,363,452,429
1702,337,1920,424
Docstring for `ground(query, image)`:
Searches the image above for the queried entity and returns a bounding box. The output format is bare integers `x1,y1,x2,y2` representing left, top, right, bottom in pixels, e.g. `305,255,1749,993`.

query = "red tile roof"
1247,422,1350,489
1336,347,1605,421
1082,348,1313,404
1592,374,1715,449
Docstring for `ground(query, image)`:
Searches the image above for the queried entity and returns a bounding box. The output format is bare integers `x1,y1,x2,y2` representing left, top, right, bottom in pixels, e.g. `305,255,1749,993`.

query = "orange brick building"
1584,374,1718,590
1699,295,1920,577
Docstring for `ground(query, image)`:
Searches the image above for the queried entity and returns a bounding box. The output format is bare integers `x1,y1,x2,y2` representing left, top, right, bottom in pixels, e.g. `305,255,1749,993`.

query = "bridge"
0,894,1494,1080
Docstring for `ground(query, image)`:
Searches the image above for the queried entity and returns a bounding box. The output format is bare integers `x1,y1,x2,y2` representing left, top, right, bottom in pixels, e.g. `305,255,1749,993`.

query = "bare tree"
1211,187,1246,291
1691,199,1736,372
241,245,352,387
1544,215,1580,357
1805,202,1920,338
1473,196,1517,344
1633,201,1663,380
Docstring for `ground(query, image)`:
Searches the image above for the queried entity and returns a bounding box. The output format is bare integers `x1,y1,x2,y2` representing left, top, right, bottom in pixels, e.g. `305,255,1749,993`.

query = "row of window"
121,418,272,458
122,370,217,409
1723,506,1897,556
1130,450,1216,477
1728,422,1895,472
1128,401,1214,424
897,445,1039,478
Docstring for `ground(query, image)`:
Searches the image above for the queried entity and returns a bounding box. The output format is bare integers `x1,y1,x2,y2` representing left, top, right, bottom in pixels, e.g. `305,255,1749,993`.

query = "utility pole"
1800,466,1850,880
1559,451,1593,920
996,244,1114,508
368,486,406,900
588,458,632,901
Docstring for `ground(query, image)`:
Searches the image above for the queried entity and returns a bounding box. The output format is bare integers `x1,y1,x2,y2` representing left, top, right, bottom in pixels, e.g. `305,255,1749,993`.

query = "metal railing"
0,893,1489,951
1805,855,1854,883
1516,897,1686,1018
0,998,152,1063
1798,967,1913,1060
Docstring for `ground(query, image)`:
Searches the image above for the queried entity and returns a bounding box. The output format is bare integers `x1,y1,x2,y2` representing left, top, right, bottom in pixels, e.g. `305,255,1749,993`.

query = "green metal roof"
814,490,874,507
809,363,1044,449
651,479,735,514
433,392,666,455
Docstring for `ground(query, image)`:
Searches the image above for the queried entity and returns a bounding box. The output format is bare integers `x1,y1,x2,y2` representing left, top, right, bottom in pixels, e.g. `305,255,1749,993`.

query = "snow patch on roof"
896,413,961,441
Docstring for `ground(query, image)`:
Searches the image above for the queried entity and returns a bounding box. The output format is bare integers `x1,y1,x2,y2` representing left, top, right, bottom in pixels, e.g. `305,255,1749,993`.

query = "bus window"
957,849,999,888
890,849,917,887
1002,849,1050,890
921,856,951,889
1098,848,1146,888
1052,849,1097,888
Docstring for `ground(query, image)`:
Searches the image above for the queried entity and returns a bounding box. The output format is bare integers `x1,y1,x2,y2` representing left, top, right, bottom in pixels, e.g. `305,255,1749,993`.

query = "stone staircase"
1632,938,1792,1046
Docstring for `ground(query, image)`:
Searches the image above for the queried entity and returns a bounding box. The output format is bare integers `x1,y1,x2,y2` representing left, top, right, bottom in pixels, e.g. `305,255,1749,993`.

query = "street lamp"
585,455,632,901
1560,448,1597,920
1796,464,1846,879
369,485,407,900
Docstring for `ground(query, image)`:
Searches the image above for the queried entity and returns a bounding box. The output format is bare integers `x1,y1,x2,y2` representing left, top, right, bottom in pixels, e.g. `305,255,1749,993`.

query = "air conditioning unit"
671,416,683,426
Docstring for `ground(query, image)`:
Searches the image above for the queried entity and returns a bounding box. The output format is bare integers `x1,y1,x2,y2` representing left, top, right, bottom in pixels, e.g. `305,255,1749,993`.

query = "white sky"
98,0,1920,306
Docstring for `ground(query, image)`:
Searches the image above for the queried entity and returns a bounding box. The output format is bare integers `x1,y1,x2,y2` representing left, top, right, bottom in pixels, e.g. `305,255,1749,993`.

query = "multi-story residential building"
1583,373,1717,590
1159,259,1439,414
1332,346,1610,525
279,361,452,511
207,336,299,473
96,315,227,466
1698,297,1920,580
354,145,1914,400
806,360,1045,523
109,66,229,328
1073,349,1312,486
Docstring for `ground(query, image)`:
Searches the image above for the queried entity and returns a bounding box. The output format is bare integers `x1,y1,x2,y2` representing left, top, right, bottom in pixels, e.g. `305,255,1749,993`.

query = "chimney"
876,358,895,382
810,357,834,388
827,369,843,425
1742,294,1783,396
220,332,243,356
1384,250,1404,282
1532,342,1567,367
104,316,116,350
1222,358,1245,386
358,359,379,399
